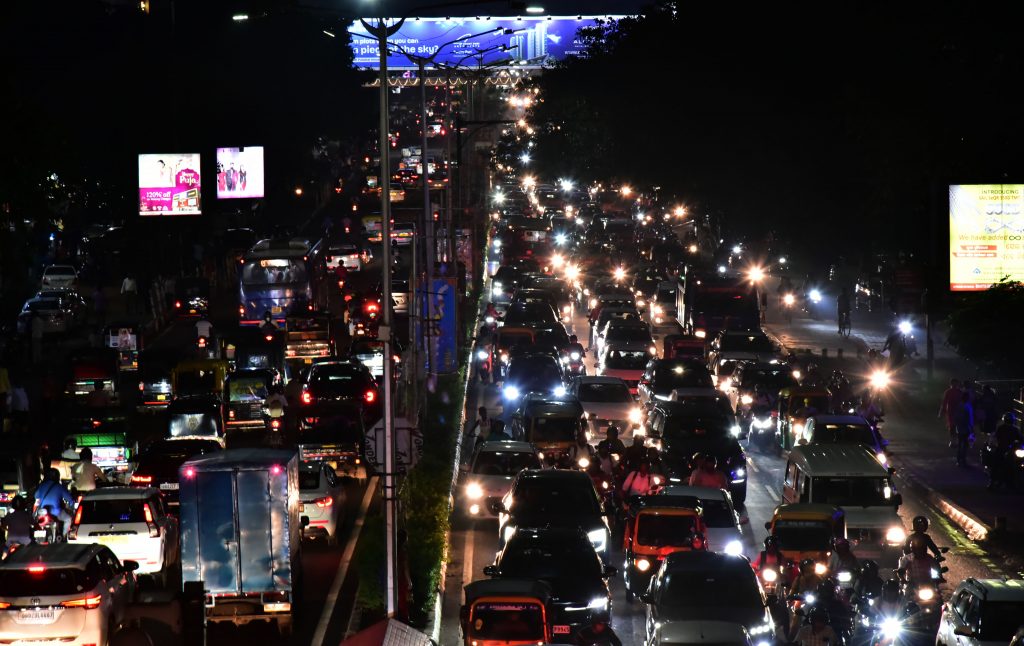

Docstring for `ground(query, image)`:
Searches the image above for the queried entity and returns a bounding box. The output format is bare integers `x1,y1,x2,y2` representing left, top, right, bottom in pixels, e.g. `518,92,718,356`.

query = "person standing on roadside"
938,379,961,448
954,391,974,467
121,273,138,315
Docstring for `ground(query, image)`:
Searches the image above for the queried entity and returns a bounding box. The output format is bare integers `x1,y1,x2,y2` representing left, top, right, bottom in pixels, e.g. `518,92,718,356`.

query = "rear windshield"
606,327,651,344
578,382,631,402
719,334,774,353
45,267,75,276
473,451,541,476
636,514,698,546
79,499,147,524
310,366,369,393
528,416,580,442
228,377,269,402
654,367,713,390
513,480,600,515
773,520,834,551
740,368,796,390
299,469,321,490
660,570,761,609
604,350,649,370
0,568,97,596
27,300,61,312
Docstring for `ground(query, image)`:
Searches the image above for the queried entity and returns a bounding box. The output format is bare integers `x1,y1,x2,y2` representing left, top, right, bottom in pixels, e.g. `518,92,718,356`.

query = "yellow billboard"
949,184,1024,291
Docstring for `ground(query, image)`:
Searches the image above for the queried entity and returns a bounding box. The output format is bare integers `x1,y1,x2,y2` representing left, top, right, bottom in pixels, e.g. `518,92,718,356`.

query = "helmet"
809,607,828,623
816,580,836,601
860,560,879,578
1003,412,1017,426
912,516,929,533
882,578,901,601
607,424,620,438
569,334,578,343
833,537,850,552
908,535,928,555
764,535,778,551
702,456,718,470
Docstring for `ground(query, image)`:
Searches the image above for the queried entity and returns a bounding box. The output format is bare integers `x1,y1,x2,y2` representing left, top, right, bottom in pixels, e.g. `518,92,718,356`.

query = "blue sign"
417,277,458,374
349,16,625,70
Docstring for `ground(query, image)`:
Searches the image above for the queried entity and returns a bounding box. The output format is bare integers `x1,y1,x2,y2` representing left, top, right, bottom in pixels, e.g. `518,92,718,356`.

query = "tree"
947,279,1024,370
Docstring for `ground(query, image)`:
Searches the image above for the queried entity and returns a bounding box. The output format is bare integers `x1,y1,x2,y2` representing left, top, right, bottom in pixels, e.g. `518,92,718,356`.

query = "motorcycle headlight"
810,289,822,303
837,571,852,583
1016,448,1024,459
637,299,646,308
500,353,509,363
589,297,598,308
587,528,608,552
730,424,742,437
563,304,571,313
492,286,503,296
814,562,827,576
881,618,902,640
601,480,609,490
635,558,652,572
918,587,935,602
885,526,906,544
724,540,743,556
761,568,778,583
804,593,816,604
476,350,489,360
503,525,516,543
731,468,746,482
553,385,567,397
570,351,581,361
578,457,590,469
741,395,753,405
466,483,484,500
503,386,520,400
587,597,609,611
793,422,804,434
629,408,643,424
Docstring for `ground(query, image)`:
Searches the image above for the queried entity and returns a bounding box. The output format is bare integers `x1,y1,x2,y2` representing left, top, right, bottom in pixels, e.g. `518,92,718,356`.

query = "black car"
492,470,610,558
129,438,223,506
638,359,714,406
298,359,381,428
485,527,615,643
502,301,560,327
502,354,565,409
642,552,776,645
646,400,748,505
729,361,799,427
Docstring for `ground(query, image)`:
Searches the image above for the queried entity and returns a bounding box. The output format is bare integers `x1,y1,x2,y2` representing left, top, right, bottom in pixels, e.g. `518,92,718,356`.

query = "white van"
782,444,905,564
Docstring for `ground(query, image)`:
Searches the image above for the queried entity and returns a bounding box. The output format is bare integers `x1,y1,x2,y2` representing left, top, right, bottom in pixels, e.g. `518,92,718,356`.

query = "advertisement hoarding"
138,153,202,216
949,184,1024,291
216,146,265,199
415,277,458,374
349,16,625,70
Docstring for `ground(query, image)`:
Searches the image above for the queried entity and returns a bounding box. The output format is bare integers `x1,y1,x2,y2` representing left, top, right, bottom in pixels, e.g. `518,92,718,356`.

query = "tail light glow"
301,391,313,405
315,496,333,508
130,475,152,484
364,390,377,404
61,595,102,609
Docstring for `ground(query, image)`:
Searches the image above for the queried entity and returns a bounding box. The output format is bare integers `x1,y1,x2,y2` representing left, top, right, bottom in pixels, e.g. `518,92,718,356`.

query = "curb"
894,464,991,542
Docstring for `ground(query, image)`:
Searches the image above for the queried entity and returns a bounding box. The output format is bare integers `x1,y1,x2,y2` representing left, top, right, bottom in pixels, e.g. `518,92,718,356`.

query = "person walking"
467,406,492,447
954,391,974,467
938,379,961,448
121,273,138,315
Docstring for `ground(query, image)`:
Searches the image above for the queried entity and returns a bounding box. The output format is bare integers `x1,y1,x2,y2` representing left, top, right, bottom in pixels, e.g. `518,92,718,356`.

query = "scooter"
33,507,63,545
475,345,492,383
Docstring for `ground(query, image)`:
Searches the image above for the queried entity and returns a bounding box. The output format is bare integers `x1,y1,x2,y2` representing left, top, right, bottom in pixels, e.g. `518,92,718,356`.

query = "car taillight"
228,410,236,419
130,475,152,484
73,506,83,526
91,419,102,428
301,391,313,405
175,300,181,309
0,602,10,609
264,334,274,342
145,503,159,537
315,496,333,508
271,419,281,429
197,337,207,348
138,381,144,392
364,389,376,404
28,565,45,573
61,595,102,609
239,306,245,316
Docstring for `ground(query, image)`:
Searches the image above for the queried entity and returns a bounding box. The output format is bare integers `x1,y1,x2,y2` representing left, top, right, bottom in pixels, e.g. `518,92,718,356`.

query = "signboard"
949,184,1024,290
216,146,265,199
365,417,423,473
417,277,458,374
138,153,202,215
349,16,625,70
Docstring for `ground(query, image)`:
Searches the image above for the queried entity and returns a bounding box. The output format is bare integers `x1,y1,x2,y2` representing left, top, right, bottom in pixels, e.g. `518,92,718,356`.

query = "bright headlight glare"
804,593,816,604
724,540,743,556
741,395,753,405
492,286,503,296
578,457,590,469
587,528,607,551
837,571,852,583
793,422,804,434
918,587,935,601
732,467,745,479
503,386,520,400
870,370,891,389
553,385,567,397
503,525,516,543
730,424,742,437
881,618,902,640
814,562,827,576
466,483,484,500
635,558,651,572
899,320,912,335
1015,448,1024,459
886,526,906,544
587,597,608,611
761,568,778,582
589,298,598,308
476,350,489,360
810,289,822,303
629,408,643,424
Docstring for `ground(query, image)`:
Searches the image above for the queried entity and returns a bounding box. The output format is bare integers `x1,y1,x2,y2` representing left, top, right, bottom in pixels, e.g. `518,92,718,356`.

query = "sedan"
659,485,746,557
40,264,77,290
458,440,541,517
298,359,381,428
299,461,347,543
570,376,642,440
16,297,77,335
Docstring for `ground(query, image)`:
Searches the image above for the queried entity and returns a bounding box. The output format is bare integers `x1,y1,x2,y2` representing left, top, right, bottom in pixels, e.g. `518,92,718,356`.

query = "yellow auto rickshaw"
171,358,229,401
461,578,554,646
776,385,833,453
764,503,845,573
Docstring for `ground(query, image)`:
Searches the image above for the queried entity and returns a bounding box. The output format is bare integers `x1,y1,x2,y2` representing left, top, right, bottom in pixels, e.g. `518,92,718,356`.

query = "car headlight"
589,297,598,308
718,378,732,392
837,571,852,584
629,408,643,424
724,540,743,556
885,526,906,544
476,350,489,360
793,422,804,434
1016,448,1024,459
814,562,827,576
563,304,571,313
587,528,608,552
918,587,935,602
881,618,902,640
503,525,516,543
653,305,663,315
500,353,509,363
876,452,888,465
761,568,778,583
694,329,706,338
492,286,503,296
809,289,822,303
730,424,742,437
750,621,774,636
553,385,566,396
466,483,484,500
731,467,745,481
649,345,657,355
503,386,520,400
741,395,753,405
578,457,590,469
587,597,609,611
635,557,652,572
637,298,646,308
493,240,502,249
804,593,816,604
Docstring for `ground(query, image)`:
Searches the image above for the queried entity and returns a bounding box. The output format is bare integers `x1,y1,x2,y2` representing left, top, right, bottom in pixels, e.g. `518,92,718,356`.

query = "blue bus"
238,238,312,326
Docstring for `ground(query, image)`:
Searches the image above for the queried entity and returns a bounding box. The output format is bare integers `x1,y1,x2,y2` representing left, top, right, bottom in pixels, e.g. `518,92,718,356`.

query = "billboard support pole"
419,59,436,395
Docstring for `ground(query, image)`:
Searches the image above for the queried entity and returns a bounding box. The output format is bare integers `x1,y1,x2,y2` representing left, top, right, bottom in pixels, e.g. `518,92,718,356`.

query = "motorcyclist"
752,383,772,408
1,496,33,551
594,444,617,478
902,516,943,561
621,432,647,472
870,578,906,622
837,287,851,334
484,302,500,326
33,468,75,530
596,425,626,457
789,558,824,597
71,447,106,493
853,560,884,604
620,460,657,499
989,413,1024,489
85,380,113,409
794,607,838,646
260,311,278,331
827,537,859,577
688,455,728,489
899,535,939,586
812,579,850,629
567,429,595,467
565,334,586,359
752,535,787,575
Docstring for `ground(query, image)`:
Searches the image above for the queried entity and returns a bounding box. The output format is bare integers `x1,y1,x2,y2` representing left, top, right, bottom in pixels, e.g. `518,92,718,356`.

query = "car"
595,319,652,363
458,440,541,517
36,289,88,321
298,460,347,543
726,362,799,430
569,376,642,440
16,297,78,335
646,400,748,505
658,485,745,557
484,527,614,643
641,551,776,646
128,438,223,506
937,578,1024,646
323,241,365,271
493,470,610,558
502,301,560,327
170,276,210,318
589,306,641,349
0,543,138,646
649,280,679,328
707,331,780,383
40,264,77,290
801,414,887,462
137,349,178,410
639,359,715,407
508,394,585,461
649,620,756,646
597,345,651,395
297,359,381,428
501,354,564,410
490,265,527,309
67,487,179,586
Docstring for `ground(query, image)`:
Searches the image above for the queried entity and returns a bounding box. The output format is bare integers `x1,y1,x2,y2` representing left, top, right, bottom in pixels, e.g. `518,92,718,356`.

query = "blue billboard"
416,277,458,374
349,16,625,70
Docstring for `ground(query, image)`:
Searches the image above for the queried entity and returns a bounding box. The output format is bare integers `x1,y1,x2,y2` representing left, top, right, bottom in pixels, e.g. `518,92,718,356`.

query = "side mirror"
892,493,903,507
603,565,618,578
483,565,499,577
122,560,140,573
488,500,505,515
764,521,773,531
954,627,975,638
301,515,310,528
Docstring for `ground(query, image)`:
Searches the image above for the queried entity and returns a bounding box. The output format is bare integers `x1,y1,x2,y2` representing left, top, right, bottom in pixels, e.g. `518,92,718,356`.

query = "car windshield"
137,441,220,465
636,514,698,546
604,350,649,370
228,376,269,402
720,334,774,353
654,367,713,391
469,602,545,640
500,541,602,578
513,480,600,515
812,424,876,446
492,267,519,284
79,499,147,524
578,382,632,402
607,327,651,343
741,369,796,390
473,451,541,476
0,568,97,596
507,361,560,388
27,300,61,312
176,371,217,396
241,259,308,286
529,415,579,442
773,520,834,551
810,477,892,507
659,570,761,608
979,602,1024,641
299,469,322,490
693,498,734,527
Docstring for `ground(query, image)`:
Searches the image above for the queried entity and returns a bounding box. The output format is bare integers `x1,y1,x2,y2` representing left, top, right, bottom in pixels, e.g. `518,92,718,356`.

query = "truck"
178,448,303,636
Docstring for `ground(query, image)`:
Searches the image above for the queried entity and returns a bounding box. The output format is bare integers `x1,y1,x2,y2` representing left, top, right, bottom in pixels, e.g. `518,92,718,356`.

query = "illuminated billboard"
138,153,202,216
949,184,1024,290
216,146,265,199
349,16,625,70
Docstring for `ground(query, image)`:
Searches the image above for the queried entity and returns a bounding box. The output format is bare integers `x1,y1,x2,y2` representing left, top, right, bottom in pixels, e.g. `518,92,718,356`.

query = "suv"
937,578,1024,646
297,359,380,428
638,359,714,407
0,543,138,645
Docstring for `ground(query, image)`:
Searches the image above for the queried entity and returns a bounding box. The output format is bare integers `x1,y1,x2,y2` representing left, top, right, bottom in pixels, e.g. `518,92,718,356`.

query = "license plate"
304,358,313,364
32,530,45,540
160,482,179,491
271,306,283,314
17,609,55,624
156,394,168,401
553,625,571,634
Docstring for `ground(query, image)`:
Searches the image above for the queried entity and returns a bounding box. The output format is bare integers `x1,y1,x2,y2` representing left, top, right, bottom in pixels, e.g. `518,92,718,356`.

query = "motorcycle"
475,346,493,384
33,507,63,545
748,404,776,453
782,292,796,323
561,349,586,377
982,440,1024,489
263,399,286,444
803,287,824,321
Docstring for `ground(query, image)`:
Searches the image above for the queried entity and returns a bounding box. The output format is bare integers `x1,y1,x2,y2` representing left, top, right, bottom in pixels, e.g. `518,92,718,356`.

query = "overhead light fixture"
323,30,336,38
526,6,545,13
232,13,249,21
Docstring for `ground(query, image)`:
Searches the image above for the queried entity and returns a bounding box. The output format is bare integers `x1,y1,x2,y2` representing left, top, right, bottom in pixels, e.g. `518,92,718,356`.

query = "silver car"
457,440,540,517
659,485,746,556
569,375,642,441
40,265,78,290
299,461,347,543
16,297,76,335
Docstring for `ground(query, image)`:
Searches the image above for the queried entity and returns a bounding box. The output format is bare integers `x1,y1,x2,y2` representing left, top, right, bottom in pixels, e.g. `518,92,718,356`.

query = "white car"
937,578,1024,646
457,440,541,517
299,461,347,543
569,376,642,441
67,487,179,586
659,485,746,557
598,343,653,395
40,265,78,290
0,543,137,645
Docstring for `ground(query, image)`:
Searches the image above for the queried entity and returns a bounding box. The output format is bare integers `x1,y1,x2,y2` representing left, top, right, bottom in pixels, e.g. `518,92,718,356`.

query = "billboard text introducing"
138,153,202,216
949,184,1024,291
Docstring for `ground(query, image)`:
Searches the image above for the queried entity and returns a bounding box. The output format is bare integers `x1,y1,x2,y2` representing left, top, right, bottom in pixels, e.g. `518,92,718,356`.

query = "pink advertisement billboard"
138,153,202,216
216,146,265,199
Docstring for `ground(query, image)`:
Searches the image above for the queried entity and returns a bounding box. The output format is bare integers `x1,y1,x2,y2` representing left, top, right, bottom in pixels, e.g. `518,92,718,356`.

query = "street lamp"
520,152,531,164
620,185,632,197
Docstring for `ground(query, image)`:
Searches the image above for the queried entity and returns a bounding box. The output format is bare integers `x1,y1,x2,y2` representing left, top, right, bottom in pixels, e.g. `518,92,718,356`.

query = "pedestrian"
467,406,491,446
121,273,138,315
954,391,974,467
7,376,29,435
938,378,961,448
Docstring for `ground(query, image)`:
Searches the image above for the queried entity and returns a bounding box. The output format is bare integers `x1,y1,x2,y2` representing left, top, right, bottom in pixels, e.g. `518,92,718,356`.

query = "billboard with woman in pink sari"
138,153,202,215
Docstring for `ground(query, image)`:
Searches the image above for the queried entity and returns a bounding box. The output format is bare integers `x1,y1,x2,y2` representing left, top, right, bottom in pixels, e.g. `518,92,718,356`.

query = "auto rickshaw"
224,326,287,375
103,322,141,373
775,385,833,453
171,358,229,401
622,495,708,599
461,578,554,646
763,503,845,582
508,394,584,464
225,368,280,430
663,333,706,361
54,429,136,484
167,394,225,445
298,407,367,480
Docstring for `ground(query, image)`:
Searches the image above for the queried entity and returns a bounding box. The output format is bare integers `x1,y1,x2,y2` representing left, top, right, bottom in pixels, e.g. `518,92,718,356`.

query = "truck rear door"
196,470,241,594
236,469,276,593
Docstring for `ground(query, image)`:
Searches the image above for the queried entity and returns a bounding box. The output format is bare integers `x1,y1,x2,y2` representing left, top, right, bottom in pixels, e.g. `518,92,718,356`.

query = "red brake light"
271,419,281,429
264,334,274,342
73,505,83,526
143,503,154,524
91,419,102,428
271,465,282,475
130,475,152,484
364,389,377,404
138,381,144,392
228,409,236,419
174,300,181,309
315,496,333,508
198,337,207,348
61,595,102,609
366,303,379,313
184,467,195,478
301,391,313,405
0,602,10,609
28,566,45,573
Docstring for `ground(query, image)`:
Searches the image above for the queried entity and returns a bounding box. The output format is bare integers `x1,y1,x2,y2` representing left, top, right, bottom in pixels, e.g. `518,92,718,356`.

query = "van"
781,444,905,564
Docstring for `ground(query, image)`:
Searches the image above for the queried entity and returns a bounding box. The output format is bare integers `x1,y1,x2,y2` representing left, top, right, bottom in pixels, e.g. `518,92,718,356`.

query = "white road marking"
313,475,378,646
762,483,780,502
462,524,476,589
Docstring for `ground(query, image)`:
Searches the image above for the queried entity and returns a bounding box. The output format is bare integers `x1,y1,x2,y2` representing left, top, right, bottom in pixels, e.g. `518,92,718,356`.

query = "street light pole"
419,58,436,385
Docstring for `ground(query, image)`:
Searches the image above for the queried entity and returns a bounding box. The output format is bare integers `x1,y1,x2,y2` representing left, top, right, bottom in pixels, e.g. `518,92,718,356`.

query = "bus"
675,271,759,339
238,238,312,326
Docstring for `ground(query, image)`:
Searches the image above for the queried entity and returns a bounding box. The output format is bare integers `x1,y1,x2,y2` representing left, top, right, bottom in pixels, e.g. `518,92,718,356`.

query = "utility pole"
418,59,436,388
